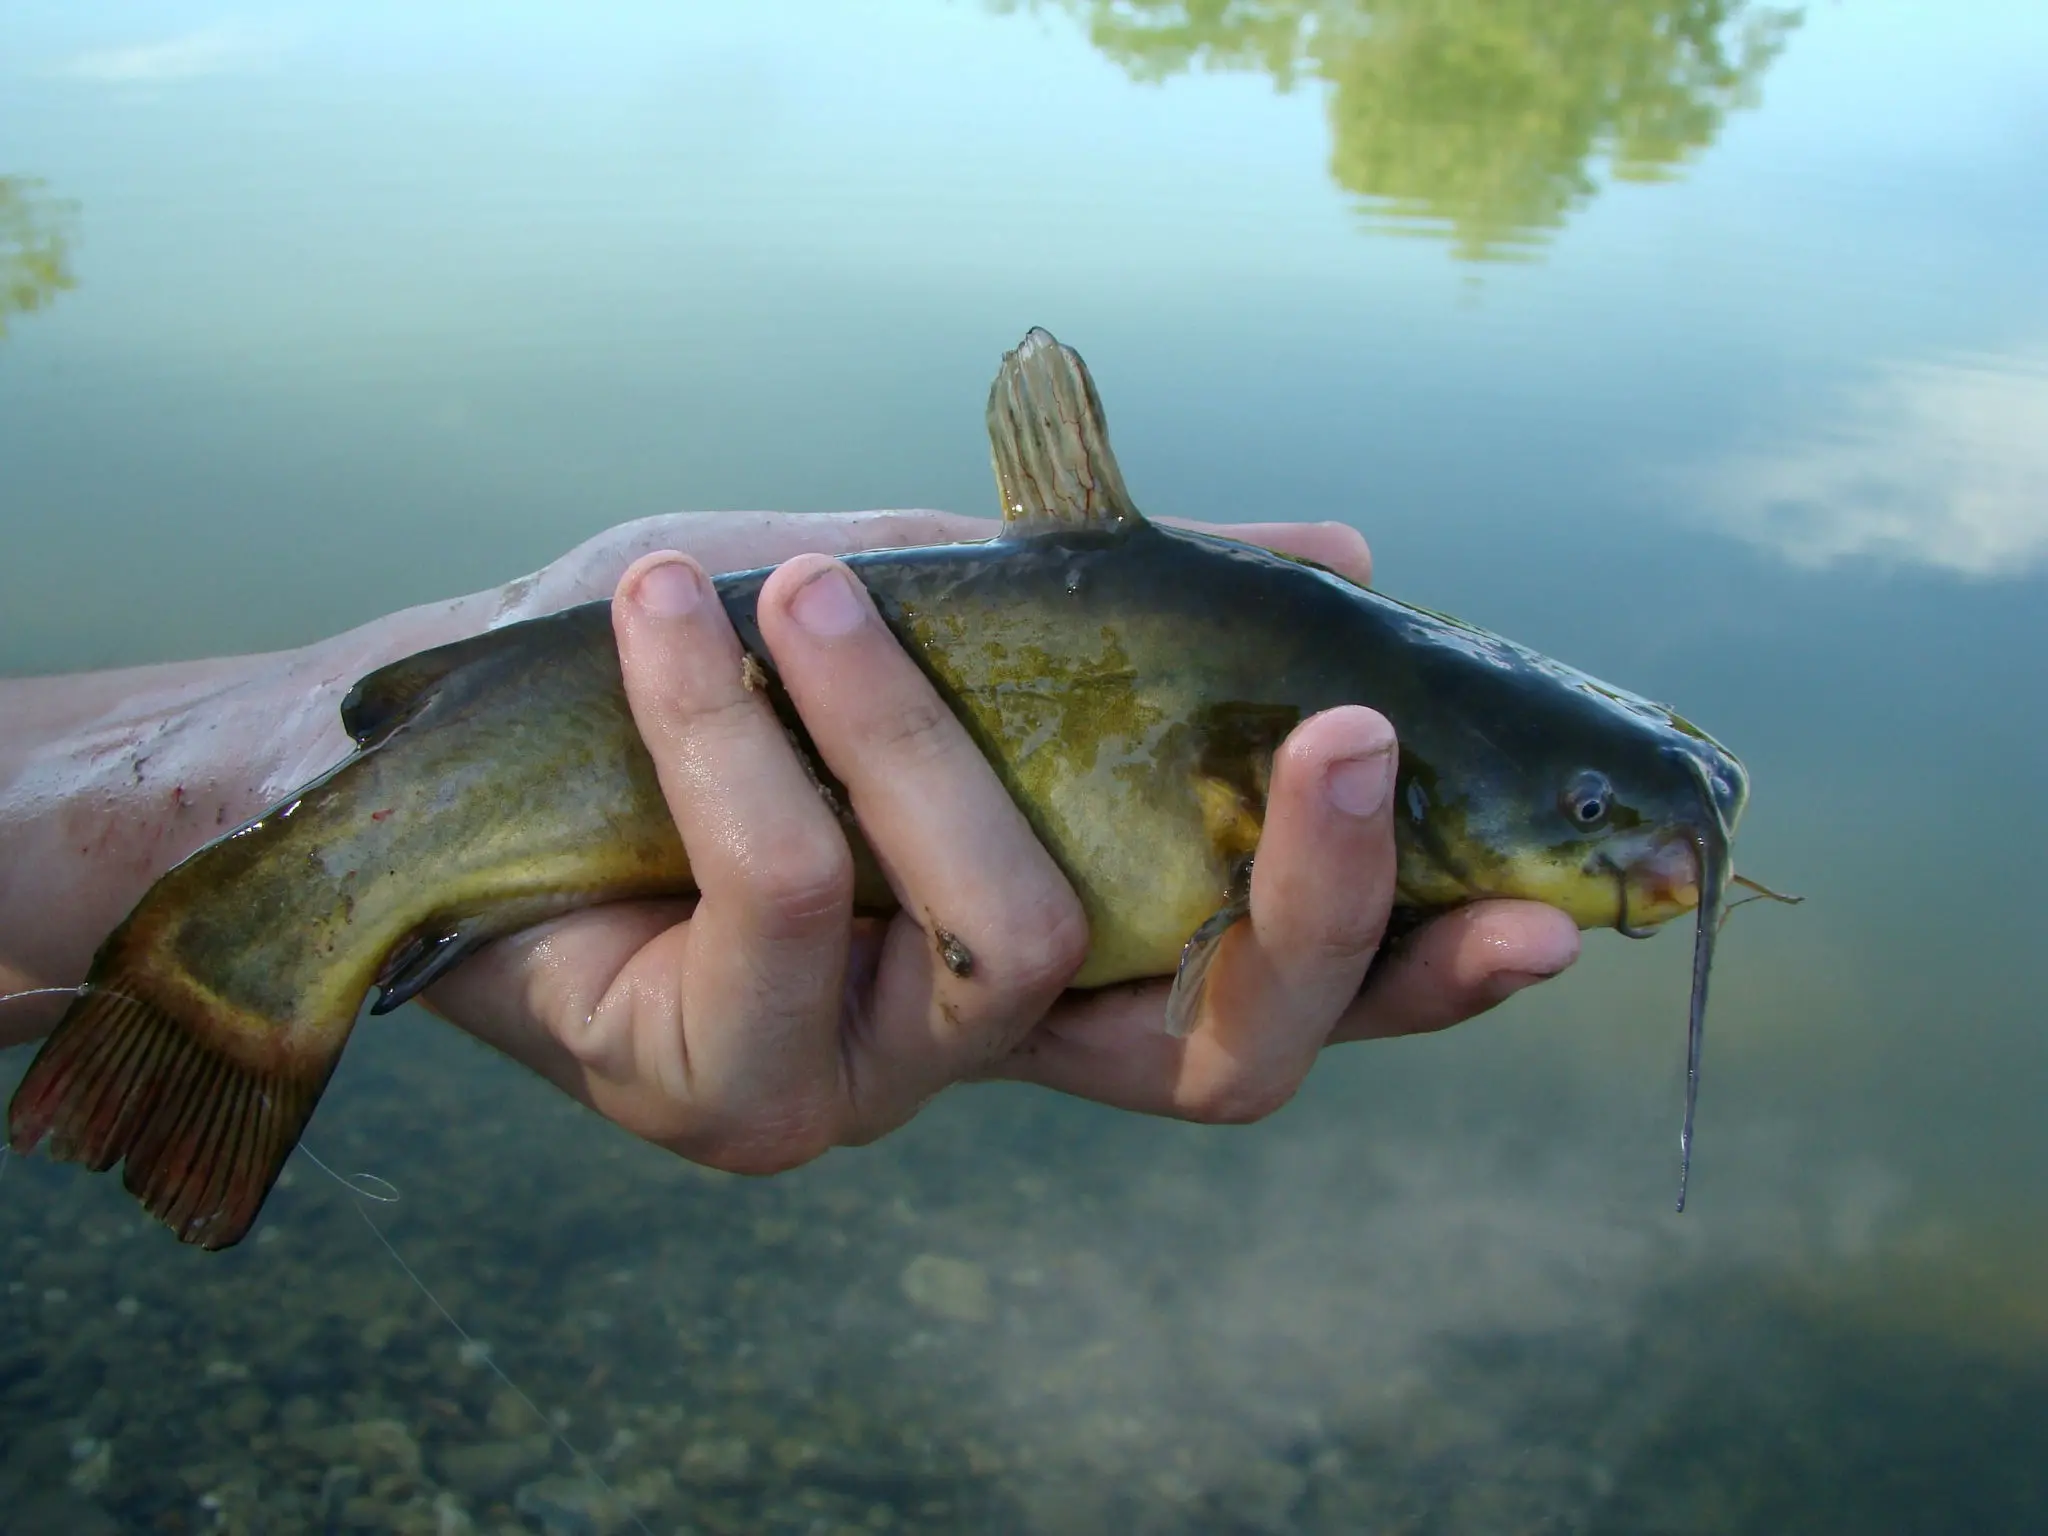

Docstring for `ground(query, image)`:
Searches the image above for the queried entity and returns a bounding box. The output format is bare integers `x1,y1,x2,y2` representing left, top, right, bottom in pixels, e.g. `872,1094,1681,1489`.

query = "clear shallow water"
3,3,2046,1531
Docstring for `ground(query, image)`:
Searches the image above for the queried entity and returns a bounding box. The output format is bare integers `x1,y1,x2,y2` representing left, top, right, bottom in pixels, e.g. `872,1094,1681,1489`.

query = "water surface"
4,3,2046,1531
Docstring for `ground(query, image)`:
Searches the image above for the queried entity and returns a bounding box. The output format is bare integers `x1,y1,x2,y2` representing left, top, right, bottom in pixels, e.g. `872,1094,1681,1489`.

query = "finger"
1164,519,1374,587
755,555,1089,1129
604,552,855,1130
990,902,1577,1121
1330,899,1580,1042
994,899,1578,1119
421,899,688,1089
509,510,1003,618
1166,706,1400,1119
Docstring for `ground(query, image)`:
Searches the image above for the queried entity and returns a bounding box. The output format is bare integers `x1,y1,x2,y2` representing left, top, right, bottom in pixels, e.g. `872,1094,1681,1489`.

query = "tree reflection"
1,177,79,339
1006,0,1800,260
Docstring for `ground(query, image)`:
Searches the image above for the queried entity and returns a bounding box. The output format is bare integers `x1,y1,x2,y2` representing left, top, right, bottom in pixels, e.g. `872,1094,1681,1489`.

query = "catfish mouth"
1590,834,1702,938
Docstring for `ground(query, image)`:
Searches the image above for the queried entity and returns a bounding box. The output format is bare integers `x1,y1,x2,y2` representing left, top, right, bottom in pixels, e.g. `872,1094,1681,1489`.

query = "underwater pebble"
1151,1467,1200,1505
113,1294,139,1318
898,1254,991,1323
432,1490,475,1535
436,1434,552,1497
486,1387,543,1437
678,1435,752,1484
292,1417,422,1479
616,1466,675,1511
279,1395,324,1433
456,1337,492,1368
42,1286,67,1305
318,1464,362,1521
68,1440,112,1496
9,1489,122,1536
514,1473,630,1536
221,1389,270,1434
1215,1458,1310,1534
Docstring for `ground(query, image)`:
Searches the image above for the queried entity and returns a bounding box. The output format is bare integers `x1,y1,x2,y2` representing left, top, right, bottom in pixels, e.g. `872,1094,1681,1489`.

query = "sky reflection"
1703,348,2048,577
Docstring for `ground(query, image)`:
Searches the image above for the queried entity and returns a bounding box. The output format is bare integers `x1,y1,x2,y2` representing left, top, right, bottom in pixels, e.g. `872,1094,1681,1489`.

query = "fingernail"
1326,746,1395,817
790,563,866,637
634,558,704,618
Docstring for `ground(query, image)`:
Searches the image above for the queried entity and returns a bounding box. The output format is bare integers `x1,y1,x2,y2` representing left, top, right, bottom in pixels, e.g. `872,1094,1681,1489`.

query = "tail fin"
7,975,344,1249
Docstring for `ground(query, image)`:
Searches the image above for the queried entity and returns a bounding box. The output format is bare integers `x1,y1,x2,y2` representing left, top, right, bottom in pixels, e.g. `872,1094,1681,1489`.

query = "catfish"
9,330,1776,1247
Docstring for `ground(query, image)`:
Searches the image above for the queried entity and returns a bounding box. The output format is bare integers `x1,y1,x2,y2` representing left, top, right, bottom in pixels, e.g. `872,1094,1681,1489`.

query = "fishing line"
0,985,91,1010
299,1144,654,1536
1,982,162,1016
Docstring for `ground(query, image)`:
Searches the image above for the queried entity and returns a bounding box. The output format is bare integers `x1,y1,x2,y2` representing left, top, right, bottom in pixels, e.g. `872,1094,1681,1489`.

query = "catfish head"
1385,623,1784,1210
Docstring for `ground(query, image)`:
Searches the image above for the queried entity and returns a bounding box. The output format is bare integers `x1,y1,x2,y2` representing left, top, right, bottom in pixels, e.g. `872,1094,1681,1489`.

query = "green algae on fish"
10,329,1769,1248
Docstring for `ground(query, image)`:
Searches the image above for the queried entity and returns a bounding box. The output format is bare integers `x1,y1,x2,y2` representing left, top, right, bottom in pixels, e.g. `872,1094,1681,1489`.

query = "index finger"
1163,519,1374,587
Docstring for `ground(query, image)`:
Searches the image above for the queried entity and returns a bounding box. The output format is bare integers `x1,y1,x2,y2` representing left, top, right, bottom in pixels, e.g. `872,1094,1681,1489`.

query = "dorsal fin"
340,648,470,746
340,603,613,748
339,627,524,747
987,328,1146,535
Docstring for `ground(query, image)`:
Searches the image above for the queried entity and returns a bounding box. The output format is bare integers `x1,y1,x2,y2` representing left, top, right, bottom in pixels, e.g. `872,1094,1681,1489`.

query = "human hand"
422,515,1582,1165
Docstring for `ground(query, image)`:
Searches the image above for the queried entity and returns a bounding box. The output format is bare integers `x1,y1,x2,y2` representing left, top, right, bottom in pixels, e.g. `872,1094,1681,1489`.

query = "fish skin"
6,330,1751,1247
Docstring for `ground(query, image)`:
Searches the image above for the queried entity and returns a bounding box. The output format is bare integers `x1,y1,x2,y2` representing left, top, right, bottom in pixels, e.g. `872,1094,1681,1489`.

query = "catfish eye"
1561,770,1613,829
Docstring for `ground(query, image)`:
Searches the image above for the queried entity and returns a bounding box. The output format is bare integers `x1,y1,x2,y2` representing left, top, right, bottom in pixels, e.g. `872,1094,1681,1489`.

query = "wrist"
0,603,490,1044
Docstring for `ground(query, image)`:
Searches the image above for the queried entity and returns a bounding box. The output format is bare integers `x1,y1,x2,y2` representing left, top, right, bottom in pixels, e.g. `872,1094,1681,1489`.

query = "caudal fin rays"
7,976,347,1249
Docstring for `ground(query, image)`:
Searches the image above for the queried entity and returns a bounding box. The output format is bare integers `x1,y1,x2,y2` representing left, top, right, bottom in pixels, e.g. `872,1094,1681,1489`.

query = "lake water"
4,3,2046,1531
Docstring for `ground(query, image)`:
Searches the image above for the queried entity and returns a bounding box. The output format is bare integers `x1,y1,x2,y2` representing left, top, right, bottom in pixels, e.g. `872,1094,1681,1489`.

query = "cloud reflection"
54,24,286,84
1706,351,2048,577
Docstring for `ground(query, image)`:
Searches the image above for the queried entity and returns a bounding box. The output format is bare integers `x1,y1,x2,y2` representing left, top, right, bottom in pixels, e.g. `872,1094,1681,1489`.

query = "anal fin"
371,922,494,1015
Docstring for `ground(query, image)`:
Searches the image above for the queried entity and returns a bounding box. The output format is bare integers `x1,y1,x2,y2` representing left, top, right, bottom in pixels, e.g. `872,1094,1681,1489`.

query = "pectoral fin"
1163,864,1254,1039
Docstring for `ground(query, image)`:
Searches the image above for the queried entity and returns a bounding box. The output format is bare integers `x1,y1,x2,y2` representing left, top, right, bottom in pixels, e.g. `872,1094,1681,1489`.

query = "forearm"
0,509,989,1047
0,613,481,1044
